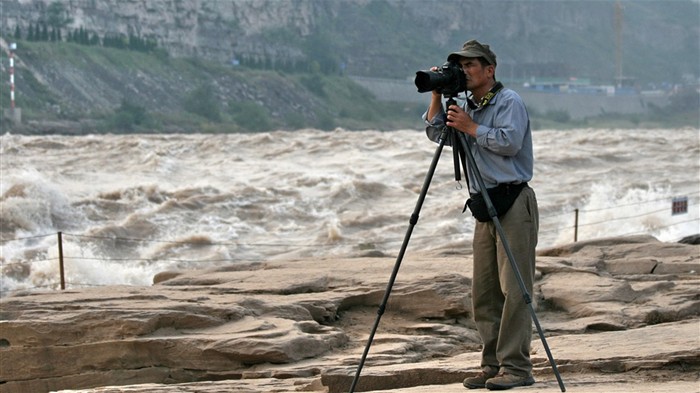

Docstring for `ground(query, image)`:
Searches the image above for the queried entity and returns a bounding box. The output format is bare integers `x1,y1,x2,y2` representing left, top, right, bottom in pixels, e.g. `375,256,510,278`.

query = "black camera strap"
466,81,504,109
456,81,504,196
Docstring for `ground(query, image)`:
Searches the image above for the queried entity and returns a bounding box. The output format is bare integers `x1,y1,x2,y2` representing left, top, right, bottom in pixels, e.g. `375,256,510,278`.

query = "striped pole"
9,42,16,110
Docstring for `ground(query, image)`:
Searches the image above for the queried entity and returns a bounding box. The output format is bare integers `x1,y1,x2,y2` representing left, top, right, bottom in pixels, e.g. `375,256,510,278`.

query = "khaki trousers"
471,186,539,377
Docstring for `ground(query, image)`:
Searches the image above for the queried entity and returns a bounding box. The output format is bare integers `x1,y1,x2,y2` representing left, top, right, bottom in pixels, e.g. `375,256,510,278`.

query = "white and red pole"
9,42,16,110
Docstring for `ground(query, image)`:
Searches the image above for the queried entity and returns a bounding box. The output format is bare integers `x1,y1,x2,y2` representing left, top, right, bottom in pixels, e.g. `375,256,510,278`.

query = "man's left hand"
446,104,478,136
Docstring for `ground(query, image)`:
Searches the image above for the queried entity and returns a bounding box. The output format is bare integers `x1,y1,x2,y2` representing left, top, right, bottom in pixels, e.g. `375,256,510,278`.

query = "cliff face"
0,0,697,132
2,0,331,64
2,0,698,80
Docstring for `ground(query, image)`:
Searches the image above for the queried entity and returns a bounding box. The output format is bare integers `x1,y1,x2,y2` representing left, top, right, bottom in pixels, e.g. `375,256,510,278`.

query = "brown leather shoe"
485,373,535,390
463,370,499,389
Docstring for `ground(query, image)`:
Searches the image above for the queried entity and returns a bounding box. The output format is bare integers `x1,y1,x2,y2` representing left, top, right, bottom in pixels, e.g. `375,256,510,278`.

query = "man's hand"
446,104,478,136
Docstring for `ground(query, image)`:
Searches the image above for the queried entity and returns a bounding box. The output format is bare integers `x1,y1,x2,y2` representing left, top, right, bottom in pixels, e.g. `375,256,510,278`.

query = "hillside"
0,0,698,133
2,0,698,82
0,39,427,133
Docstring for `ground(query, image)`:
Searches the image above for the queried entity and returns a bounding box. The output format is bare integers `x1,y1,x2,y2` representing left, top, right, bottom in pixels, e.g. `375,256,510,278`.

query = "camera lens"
415,70,442,93
414,60,466,95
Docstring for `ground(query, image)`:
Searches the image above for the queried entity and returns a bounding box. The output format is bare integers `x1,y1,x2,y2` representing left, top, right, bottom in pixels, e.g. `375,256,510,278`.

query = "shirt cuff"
475,125,490,145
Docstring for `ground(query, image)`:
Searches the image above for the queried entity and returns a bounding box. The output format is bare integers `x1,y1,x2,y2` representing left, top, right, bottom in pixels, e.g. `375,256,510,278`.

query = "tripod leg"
348,128,449,393
456,132,566,392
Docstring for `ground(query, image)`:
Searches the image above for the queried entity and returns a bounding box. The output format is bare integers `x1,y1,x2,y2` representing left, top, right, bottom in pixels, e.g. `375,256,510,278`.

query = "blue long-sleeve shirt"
423,88,533,193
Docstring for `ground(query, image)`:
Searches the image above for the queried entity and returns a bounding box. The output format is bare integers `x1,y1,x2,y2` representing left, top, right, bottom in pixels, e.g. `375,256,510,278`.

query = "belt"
471,182,528,197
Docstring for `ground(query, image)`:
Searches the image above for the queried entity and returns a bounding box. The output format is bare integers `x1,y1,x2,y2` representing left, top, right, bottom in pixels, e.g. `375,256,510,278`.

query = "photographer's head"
448,40,497,99
448,40,497,66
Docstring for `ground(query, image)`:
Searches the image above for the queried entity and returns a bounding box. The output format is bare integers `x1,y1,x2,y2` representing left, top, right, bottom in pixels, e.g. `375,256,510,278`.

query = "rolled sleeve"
423,109,451,145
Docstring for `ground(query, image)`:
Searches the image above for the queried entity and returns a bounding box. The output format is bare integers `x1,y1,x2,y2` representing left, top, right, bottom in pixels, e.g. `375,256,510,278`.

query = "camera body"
414,60,467,96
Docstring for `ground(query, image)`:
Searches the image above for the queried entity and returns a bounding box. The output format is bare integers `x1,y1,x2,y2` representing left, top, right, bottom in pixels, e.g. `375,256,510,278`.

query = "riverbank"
1,235,698,392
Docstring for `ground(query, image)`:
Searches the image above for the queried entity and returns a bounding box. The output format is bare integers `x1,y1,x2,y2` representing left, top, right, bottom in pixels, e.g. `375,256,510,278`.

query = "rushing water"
1,128,698,294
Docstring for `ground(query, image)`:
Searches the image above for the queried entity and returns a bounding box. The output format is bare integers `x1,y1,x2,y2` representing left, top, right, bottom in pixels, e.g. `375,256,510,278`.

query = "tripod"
348,96,566,392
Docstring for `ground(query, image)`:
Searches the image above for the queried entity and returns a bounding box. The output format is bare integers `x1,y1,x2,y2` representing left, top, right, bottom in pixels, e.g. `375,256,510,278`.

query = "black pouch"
465,183,527,222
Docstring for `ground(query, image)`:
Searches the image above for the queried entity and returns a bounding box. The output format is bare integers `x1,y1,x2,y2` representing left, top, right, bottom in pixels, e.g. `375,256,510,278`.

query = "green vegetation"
2,39,426,134
229,101,272,132
2,36,696,134
184,84,222,123
106,99,156,132
2,0,697,134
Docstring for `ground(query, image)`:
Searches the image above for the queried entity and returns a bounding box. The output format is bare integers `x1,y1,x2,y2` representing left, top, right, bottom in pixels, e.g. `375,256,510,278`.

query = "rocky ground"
1,235,698,393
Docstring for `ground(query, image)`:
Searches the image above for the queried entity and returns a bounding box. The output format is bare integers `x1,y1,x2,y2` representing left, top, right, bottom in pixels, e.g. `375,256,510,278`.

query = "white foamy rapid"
1,128,698,294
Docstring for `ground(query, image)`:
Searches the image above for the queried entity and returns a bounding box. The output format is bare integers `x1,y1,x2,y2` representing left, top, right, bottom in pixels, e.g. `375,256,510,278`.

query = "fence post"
574,209,579,243
58,231,65,290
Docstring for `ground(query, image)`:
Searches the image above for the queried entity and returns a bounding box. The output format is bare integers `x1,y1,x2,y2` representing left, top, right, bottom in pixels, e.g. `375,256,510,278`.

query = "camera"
414,60,467,96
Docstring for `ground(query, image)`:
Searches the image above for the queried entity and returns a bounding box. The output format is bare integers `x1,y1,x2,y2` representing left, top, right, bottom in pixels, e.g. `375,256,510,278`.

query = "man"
423,40,539,390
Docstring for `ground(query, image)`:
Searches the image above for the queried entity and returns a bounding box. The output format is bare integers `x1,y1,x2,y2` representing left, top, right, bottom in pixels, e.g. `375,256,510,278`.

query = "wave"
1,128,698,293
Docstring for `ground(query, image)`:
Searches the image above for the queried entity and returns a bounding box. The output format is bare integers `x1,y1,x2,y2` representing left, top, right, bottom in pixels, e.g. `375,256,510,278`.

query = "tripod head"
444,93,460,110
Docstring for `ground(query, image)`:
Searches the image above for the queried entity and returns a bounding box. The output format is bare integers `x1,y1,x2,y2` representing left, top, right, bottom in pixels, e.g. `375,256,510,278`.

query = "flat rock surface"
1,235,698,393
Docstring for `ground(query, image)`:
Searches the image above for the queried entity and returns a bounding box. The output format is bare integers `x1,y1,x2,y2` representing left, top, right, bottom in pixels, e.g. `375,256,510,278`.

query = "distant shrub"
229,100,272,132
283,112,306,130
316,112,336,130
110,98,148,131
183,84,221,122
300,75,326,97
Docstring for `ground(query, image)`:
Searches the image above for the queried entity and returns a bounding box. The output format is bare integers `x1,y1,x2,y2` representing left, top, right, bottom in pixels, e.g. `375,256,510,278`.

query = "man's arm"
475,94,529,156
422,91,451,145
426,91,443,121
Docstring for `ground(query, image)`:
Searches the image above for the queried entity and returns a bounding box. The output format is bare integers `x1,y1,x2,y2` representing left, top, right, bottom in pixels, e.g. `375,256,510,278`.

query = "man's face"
459,57,493,90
